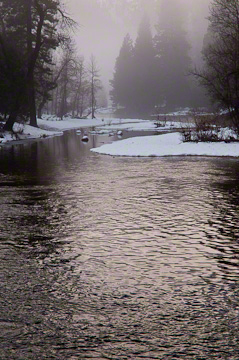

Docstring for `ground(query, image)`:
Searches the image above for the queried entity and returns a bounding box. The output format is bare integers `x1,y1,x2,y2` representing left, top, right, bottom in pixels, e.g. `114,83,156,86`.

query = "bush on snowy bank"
181,114,239,143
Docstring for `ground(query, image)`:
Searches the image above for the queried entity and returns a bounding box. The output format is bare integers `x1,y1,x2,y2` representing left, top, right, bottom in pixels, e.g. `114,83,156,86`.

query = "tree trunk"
54,86,59,115
3,109,19,131
26,0,46,127
59,80,68,119
37,94,48,119
37,101,44,119
28,72,38,127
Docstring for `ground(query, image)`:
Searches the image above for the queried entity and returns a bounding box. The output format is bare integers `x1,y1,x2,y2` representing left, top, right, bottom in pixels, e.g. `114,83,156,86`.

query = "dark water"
1,130,239,359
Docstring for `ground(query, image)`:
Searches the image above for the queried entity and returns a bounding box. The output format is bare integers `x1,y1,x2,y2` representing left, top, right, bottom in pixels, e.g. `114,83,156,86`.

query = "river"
1,129,239,359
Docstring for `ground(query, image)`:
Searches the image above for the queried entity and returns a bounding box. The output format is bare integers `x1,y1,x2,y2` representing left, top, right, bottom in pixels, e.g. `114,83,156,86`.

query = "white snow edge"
91,132,239,158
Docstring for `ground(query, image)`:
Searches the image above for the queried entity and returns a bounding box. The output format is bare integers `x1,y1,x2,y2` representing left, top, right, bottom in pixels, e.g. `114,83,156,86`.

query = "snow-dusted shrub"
181,114,239,142
193,115,219,142
181,128,192,141
13,122,24,134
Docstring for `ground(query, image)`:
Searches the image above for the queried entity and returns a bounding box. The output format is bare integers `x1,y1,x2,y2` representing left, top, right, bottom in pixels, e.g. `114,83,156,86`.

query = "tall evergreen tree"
0,39,27,119
155,0,192,111
110,33,134,114
131,14,157,116
0,0,75,131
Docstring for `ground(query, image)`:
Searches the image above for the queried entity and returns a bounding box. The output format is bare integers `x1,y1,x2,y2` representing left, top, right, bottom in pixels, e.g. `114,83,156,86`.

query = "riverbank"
91,131,239,157
0,115,186,144
1,115,239,157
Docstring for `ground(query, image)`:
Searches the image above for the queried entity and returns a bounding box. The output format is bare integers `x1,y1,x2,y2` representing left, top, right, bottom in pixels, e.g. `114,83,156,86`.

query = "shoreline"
1,116,239,158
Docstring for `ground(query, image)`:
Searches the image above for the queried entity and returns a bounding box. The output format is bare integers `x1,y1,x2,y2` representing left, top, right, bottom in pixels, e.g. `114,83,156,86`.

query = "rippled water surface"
1,130,239,359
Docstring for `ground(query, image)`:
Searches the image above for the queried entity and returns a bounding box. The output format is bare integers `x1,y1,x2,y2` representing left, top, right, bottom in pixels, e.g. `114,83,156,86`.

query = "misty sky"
66,0,211,99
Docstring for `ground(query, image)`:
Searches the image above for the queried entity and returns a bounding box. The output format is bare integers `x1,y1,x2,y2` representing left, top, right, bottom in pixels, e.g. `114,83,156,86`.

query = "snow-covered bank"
0,123,63,144
1,115,239,159
0,116,185,144
0,117,106,144
37,116,103,131
91,132,239,158
38,116,186,132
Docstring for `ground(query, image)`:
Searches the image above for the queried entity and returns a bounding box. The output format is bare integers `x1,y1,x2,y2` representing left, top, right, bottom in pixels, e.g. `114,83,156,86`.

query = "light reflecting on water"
1,130,239,359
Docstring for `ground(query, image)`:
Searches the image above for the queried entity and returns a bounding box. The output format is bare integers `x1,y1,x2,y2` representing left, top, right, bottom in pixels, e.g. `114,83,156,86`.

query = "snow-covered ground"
0,115,186,144
0,123,63,144
91,132,239,157
1,115,239,158
0,116,103,144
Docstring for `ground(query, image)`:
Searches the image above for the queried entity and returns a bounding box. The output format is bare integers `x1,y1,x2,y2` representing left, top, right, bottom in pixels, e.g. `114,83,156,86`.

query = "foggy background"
66,0,211,103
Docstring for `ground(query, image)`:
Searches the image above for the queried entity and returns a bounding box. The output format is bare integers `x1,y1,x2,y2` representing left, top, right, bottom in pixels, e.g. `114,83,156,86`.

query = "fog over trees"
0,0,106,130
110,15,157,117
0,0,215,127
68,0,211,79
68,0,212,116
106,0,212,115
155,0,192,111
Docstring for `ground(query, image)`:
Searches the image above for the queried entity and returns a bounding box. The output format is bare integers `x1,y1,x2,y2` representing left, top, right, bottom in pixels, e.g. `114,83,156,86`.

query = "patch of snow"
91,132,239,158
89,129,110,135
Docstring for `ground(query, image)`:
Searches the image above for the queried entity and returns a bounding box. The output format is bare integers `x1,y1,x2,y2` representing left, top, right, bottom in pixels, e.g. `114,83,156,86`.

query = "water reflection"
201,160,239,282
1,132,239,359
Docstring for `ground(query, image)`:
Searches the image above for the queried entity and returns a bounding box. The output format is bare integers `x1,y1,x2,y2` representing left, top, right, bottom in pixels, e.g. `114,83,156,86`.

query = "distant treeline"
110,0,210,117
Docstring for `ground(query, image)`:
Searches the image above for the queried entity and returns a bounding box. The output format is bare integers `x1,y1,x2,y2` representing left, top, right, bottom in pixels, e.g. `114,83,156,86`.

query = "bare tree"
192,0,239,132
48,51,92,119
88,55,101,119
57,44,75,119
71,56,91,118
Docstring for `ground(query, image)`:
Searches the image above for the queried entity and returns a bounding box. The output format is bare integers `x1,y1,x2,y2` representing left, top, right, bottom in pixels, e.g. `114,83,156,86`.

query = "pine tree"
131,14,157,117
0,39,27,119
0,0,75,131
110,33,134,115
155,0,192,111
111,16,157,117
